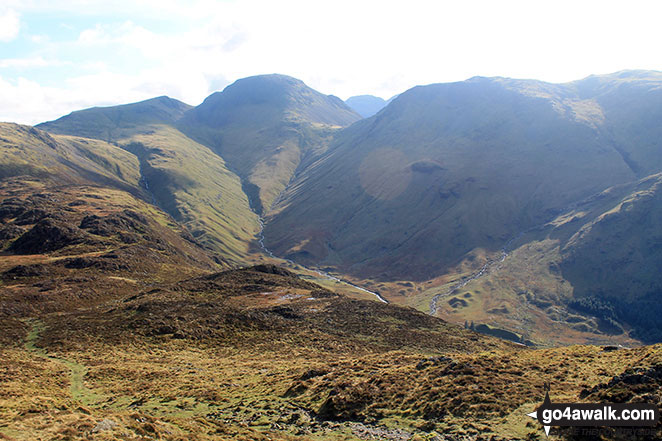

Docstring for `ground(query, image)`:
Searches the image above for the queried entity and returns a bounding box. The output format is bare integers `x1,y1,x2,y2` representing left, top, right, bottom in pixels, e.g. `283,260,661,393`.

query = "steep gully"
138,160,159,207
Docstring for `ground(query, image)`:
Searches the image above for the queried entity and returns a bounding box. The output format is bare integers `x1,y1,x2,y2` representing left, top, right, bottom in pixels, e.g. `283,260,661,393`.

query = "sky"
1,0,662,124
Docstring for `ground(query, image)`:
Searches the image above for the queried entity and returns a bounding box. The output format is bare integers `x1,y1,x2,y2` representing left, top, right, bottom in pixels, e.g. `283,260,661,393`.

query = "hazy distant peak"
345,95,387,118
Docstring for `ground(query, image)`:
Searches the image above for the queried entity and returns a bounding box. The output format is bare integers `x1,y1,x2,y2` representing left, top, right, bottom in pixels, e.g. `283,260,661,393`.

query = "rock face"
79,210,151,244
91,419,118,433
10,218,87,254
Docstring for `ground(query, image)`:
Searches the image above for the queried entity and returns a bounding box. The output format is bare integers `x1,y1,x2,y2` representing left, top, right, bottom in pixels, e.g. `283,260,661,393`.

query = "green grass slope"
0,122,144,196
122,125,260,264
35,97,261,265
265,73,659,282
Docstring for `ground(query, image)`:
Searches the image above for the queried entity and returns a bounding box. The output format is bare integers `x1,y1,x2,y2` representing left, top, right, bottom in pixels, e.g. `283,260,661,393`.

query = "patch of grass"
24,319,103,406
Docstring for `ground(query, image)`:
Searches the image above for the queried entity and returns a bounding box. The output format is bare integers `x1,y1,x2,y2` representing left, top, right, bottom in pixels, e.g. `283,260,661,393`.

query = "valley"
1,71,661,440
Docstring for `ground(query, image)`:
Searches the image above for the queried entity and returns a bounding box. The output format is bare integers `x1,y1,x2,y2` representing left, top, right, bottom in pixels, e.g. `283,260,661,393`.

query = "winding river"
256,217,388,304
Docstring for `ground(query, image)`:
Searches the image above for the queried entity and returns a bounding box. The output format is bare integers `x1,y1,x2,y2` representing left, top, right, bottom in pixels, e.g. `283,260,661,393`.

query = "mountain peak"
186,74,360,127
231,73,306,88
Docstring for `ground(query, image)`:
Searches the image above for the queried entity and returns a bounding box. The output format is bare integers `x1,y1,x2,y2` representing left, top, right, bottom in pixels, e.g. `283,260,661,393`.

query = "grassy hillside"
264,74,654,282
179,74,361,214
36,99,261,265
122,125,261,264
0,122,144,196
2,254,660,440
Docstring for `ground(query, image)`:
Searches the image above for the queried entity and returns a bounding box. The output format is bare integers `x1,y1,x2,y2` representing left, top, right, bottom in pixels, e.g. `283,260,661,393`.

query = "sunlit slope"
37,99,260,265
0,122,144,195
265,73,662,281
179,74,361,213
37,96,192,142
123,125,260,263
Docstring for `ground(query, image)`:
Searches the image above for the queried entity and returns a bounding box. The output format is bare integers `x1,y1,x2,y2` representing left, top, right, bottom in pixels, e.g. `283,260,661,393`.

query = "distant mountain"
345,95,387,117
185,74,359,128
179,74,361,214
34,74,363,262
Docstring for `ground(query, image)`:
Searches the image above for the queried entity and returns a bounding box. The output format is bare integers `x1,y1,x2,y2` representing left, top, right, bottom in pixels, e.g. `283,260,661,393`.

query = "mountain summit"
185,74,359,127
179,74,361,214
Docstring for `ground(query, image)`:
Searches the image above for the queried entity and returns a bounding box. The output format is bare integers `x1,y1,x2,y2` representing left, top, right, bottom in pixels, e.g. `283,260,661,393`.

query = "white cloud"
0,9,20,42
0,57,51,68
30,34,50,44
0,73,152,125
3,0,662,124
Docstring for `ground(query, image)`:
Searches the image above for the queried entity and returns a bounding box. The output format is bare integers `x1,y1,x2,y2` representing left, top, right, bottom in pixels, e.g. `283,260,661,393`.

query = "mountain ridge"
2,70,662,440
14,70,662,346
37,96,192,142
